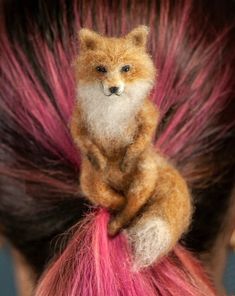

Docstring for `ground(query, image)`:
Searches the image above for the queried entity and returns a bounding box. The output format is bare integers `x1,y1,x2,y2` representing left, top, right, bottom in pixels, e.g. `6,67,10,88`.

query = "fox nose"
109,86,119,94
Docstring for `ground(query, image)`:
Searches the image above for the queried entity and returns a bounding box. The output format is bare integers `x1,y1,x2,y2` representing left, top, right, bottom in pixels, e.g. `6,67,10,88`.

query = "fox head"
75,26,156,100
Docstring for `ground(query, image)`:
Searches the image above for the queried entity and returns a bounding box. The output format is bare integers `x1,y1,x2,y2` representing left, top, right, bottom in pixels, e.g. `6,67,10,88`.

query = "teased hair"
36,210,216,296
0,0,235,295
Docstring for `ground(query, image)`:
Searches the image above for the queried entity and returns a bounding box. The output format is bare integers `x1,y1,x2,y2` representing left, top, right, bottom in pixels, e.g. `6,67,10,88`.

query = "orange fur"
70,26,192,264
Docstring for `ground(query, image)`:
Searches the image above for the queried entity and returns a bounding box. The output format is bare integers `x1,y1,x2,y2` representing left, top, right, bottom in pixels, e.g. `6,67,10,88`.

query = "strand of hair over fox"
0,0,234,295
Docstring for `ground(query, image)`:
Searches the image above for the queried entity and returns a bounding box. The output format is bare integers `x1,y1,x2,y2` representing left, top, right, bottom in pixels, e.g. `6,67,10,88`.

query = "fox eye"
121,65,131,72
96,65,107,73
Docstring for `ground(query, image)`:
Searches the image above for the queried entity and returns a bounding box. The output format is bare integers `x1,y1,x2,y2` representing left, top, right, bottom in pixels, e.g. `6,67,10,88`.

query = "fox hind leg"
108,149,159,236
127,163,192,268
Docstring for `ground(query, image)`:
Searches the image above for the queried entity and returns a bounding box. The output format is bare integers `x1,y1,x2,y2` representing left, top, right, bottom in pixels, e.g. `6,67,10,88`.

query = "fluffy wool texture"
127,217,172,269
78,80,152,141
74,27,193,265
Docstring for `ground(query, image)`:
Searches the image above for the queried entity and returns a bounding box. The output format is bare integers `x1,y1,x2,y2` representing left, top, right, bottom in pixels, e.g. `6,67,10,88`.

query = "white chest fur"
77,81,150,144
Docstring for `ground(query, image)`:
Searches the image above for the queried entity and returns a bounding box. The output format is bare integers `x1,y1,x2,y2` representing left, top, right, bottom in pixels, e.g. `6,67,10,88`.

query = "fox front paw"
108,216,124,236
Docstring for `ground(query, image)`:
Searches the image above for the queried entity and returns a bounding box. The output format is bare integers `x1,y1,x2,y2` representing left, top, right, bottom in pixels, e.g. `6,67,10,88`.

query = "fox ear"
126,26,149,48
79,28,101,51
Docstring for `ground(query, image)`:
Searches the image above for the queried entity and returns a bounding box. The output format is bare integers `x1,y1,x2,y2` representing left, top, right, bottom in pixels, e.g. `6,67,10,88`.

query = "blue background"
0,247,17,296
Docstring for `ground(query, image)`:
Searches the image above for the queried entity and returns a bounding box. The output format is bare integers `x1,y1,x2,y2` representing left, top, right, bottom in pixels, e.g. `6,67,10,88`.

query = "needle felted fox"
70,26,192,267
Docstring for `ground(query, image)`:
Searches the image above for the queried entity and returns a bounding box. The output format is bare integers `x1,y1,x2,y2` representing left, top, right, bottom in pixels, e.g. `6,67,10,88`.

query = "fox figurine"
70,26,192,267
